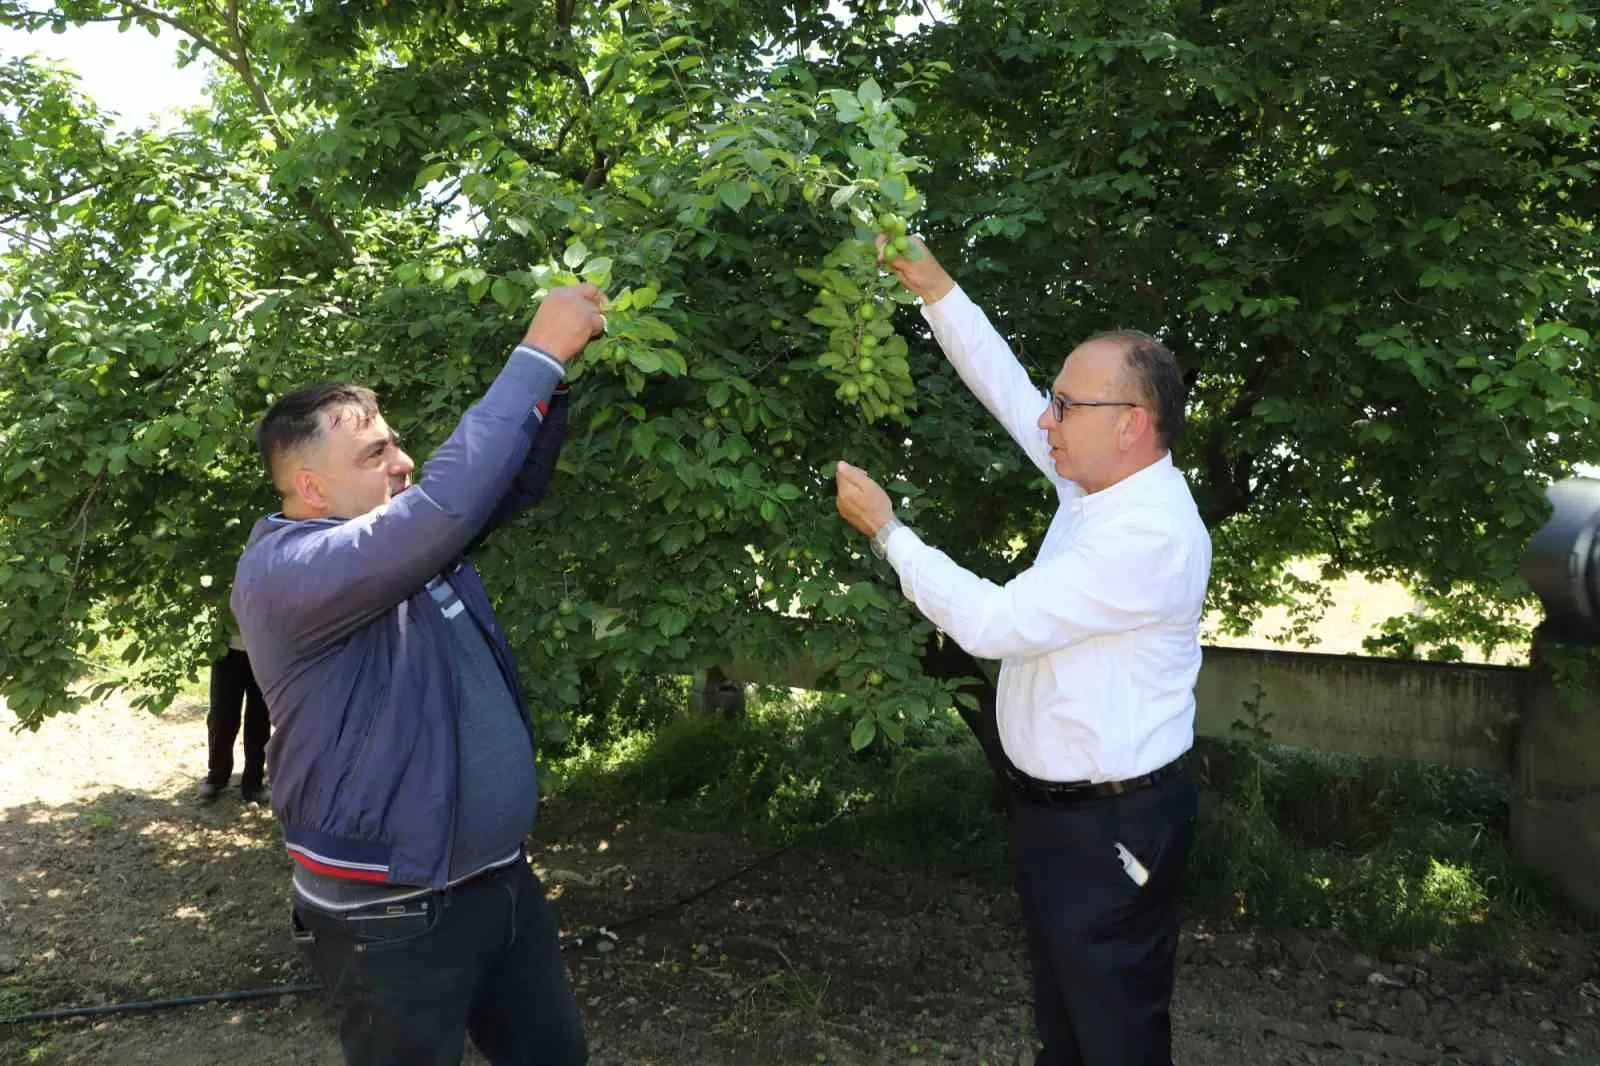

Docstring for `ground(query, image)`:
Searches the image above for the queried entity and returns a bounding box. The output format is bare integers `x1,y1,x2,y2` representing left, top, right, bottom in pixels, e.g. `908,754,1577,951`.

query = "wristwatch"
870,517,906,560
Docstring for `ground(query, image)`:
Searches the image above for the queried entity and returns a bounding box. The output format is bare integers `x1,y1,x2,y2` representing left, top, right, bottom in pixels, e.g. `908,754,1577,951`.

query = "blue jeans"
292,859,586,1066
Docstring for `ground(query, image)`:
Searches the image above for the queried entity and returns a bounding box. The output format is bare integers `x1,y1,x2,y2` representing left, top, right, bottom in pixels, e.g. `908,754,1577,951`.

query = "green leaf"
562,241,589,269
490,278,518,308
629,424,658,459
414,162,449,189
856,78,883,108
850,715,877,751
828,91,863,124
718,182,752,212
627,349,664,374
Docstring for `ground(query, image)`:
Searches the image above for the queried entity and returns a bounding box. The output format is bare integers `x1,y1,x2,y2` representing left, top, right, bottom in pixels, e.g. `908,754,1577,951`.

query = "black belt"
1006,753,1188,807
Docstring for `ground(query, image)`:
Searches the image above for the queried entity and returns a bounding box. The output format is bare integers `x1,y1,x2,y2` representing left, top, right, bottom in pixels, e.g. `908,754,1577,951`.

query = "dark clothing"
429,575,538,883
206,648,269,792
291,573,538,912
231,347,567,888
1010,764,1197,1066
232,344,578,1065
292,859,585,1066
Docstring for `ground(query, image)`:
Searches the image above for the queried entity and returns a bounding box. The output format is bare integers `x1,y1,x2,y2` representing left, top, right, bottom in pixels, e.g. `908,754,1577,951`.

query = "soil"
3,696,1598,1065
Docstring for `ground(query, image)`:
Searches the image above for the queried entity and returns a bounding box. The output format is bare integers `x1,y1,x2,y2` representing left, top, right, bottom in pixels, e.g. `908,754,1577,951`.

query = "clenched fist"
523,284,608,364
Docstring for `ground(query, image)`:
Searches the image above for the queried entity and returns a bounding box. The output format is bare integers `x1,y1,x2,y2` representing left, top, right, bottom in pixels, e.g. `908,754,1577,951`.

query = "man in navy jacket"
232,284,605,1066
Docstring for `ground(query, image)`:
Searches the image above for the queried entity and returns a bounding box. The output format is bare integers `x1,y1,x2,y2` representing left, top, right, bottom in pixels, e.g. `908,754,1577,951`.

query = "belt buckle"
1042,779,1088,805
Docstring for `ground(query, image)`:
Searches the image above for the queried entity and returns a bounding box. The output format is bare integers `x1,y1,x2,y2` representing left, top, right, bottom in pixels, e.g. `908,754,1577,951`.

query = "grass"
548,681,1568,958
549,684,1006,875
1187,738,1550,954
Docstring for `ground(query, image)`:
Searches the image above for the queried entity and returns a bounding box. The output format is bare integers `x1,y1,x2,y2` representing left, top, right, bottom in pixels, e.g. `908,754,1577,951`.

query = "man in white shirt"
834,239,1212,1066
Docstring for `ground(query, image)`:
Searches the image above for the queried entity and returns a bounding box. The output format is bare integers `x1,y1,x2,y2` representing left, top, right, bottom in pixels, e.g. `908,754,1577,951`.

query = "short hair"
255,383,380,486
1089,329,1186,448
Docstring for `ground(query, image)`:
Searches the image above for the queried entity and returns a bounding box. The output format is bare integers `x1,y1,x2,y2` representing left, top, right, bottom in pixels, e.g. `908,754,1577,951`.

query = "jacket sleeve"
462,384,571,556
236,346,565,652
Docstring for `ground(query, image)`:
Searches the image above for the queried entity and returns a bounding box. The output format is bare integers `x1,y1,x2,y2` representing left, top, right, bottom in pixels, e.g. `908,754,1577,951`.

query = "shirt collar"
1073,453,1178,515
265,511,343,527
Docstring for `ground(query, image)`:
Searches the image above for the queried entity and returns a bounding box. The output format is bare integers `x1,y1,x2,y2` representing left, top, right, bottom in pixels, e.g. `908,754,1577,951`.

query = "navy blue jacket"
231,347,567,888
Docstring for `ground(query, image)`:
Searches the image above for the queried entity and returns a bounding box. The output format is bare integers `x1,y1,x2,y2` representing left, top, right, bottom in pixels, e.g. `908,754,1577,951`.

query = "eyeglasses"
1049,394,1140,423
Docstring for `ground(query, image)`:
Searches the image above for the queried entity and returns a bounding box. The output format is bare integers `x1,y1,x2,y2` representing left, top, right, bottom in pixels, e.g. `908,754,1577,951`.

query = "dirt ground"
3,697,1599,1066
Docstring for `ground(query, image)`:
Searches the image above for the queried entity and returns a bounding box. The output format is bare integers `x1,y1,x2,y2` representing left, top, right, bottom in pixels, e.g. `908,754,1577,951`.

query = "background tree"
1,0,1595,757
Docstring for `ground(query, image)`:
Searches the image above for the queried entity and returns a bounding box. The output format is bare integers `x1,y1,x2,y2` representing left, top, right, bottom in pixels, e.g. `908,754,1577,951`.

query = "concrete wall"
1195,645,1523,772
1511,640,1600,918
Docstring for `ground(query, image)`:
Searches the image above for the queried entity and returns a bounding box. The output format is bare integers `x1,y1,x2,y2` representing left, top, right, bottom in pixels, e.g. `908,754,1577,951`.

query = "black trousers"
206,648,269,791
292,859,586,1066
1010,766,1197,1066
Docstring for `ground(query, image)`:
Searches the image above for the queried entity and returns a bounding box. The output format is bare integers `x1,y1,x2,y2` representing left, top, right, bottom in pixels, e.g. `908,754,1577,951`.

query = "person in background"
195,632,269,805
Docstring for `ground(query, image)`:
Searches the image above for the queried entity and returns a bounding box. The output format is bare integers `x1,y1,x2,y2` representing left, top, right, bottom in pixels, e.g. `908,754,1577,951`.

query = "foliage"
1,0,1597,731
1189,736,1549,954
555,688,1555,955
552,686,1009,872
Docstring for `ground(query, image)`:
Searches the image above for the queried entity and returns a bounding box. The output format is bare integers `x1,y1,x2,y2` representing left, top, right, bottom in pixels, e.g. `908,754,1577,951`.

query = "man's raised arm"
236,286,605,652
884,238,1057,482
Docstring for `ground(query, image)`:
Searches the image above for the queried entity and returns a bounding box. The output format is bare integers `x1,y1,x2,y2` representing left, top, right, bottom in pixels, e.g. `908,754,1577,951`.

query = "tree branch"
0,179,113,226
0,223,53,252
554,0,615,190
918,632,1009,790
221,0,280,131
1200,346,1274,527
74,2,353,256
113,0,236,68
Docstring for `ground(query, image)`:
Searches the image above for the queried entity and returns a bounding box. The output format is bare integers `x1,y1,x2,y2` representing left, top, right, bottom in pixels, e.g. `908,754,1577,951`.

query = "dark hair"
255,383,380,484
1090,329,1186,448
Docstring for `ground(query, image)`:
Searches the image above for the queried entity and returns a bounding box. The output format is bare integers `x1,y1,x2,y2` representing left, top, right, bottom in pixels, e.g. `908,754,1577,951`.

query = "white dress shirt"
882,285,1213,783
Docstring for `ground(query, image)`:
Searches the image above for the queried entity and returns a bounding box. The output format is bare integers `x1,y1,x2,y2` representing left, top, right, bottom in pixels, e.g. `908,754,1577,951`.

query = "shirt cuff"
512,344,567,380
919,281,973,324
882,523,925,573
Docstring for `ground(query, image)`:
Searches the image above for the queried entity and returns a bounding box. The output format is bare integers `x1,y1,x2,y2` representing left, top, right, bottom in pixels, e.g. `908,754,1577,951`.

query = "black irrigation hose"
0,984,324,1026
561,798,857,948
1,801,859,1028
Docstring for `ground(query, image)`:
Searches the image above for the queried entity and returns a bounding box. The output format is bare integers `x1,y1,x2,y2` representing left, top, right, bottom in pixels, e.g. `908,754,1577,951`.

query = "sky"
0,19,211,129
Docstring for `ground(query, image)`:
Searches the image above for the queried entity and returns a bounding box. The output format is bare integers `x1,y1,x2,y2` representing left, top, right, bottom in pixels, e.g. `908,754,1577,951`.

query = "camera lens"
1522,477,1600,646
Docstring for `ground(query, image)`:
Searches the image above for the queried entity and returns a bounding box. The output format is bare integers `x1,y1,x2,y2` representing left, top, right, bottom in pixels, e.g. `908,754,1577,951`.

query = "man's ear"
1119,405,1151,450
292,468,328,511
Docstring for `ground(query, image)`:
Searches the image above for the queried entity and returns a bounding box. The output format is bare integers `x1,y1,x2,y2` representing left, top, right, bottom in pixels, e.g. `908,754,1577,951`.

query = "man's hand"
523,284,607,364
835,461,896,537
876,235,956,305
